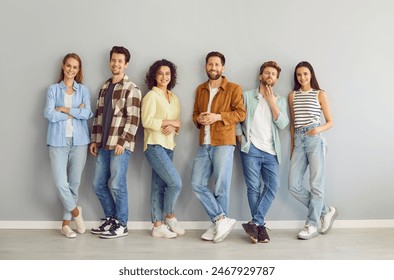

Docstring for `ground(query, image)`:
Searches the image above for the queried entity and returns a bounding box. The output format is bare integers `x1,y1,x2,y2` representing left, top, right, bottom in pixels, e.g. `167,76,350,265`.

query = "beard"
261,79,276,87
206,71,222,80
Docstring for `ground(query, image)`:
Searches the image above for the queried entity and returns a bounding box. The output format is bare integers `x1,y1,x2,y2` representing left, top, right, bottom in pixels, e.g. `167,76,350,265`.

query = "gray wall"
1,0,393,223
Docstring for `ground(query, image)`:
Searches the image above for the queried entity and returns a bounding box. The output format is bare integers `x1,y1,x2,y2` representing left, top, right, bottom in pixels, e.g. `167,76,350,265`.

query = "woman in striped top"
288,61,338,240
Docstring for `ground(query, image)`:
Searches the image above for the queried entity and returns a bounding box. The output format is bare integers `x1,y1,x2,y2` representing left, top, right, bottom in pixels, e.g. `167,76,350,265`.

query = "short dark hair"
110,46,131,63
205,51,225,66
145,59,177,90
259,61,281,78
293,61,321,90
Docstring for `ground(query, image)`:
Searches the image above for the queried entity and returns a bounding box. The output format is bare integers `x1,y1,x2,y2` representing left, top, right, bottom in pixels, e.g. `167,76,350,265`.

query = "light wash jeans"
145,145,182,223
240,143,279,226
288,123,329,227
49,137,87,221
191,145,235,221
92,148,131,226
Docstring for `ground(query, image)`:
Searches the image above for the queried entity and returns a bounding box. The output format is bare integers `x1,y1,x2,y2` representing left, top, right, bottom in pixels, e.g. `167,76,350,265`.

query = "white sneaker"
321,206,338,234
152,224,177,239
213,217,236,243
61,225,76,238
166,217,185,236
297,225,318,240
74,206,86,234
201,223,216,241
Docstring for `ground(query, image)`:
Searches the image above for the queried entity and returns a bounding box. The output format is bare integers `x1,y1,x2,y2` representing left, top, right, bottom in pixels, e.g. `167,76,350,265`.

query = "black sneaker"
100,219,128,239
90,217,114,235
258,224,270,243
242,222,258,243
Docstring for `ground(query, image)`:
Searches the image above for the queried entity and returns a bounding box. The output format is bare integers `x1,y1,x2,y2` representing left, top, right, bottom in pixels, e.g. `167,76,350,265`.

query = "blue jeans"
288,124,329,227
49,138,87,221
191,145,235,221
145,145,182,223
92,148,131,225
240,143,279,225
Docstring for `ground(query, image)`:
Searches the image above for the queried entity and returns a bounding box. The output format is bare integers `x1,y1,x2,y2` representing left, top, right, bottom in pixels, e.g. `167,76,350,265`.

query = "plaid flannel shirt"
91,75,141,151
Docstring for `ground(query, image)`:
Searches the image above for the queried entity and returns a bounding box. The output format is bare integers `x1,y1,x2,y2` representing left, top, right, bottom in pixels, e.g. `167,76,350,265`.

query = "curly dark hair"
145,59,177,90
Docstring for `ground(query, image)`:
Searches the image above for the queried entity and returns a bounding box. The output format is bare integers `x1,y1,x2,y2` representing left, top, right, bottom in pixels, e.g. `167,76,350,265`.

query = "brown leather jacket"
192,76,246,146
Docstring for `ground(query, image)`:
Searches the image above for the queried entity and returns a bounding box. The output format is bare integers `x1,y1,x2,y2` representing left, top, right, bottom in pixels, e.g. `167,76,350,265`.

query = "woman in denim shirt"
44,53,93,238
288,61,337,240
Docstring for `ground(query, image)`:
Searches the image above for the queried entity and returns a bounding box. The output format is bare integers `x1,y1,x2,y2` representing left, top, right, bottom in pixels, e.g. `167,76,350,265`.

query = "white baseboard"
1,220,394,230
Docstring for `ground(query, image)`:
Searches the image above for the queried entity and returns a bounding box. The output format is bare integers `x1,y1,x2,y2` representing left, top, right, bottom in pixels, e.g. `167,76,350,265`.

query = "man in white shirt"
236,61,289,243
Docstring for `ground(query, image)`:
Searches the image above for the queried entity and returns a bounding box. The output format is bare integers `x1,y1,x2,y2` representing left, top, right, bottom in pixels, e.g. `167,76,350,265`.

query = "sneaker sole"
99,233,128,239
249,236,258,243
152,233,177,239
321,209,339,235
61,233,76,238
297,231,318,240
90,229,109,235
201,234,214,241
213,220,236,243
258,238,270,243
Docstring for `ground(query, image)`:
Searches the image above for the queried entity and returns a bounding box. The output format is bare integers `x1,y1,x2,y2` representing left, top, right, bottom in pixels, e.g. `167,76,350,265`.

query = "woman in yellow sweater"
142,59,185,238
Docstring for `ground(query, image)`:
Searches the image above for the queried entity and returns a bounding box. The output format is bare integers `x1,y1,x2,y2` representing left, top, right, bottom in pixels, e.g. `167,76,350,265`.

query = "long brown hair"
57,53,83,83
293,61,320,91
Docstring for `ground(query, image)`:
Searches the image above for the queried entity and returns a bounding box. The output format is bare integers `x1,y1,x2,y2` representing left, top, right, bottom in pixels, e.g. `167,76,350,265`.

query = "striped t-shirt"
293,89,321,129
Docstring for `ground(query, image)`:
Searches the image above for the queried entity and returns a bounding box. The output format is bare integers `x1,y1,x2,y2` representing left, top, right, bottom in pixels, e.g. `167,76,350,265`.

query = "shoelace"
62,226,76,237
98,218,112,229
108,221,121,232
263,224,271,232
63,226,73,234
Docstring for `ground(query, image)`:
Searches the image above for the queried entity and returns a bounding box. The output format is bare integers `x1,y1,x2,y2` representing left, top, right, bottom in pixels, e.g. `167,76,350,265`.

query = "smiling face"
296,66,312,90
155,66,171,90
205,56,224,81
62,57,80,81
110,52,128,76
260,66,278,87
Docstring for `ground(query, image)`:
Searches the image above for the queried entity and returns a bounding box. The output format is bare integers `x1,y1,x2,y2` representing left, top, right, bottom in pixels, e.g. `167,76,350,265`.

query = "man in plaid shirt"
89,46,141,239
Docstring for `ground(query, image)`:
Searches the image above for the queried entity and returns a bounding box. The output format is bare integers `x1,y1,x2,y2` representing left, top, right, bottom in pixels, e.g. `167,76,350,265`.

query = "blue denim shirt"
44,81,93,147
236,88,289,164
